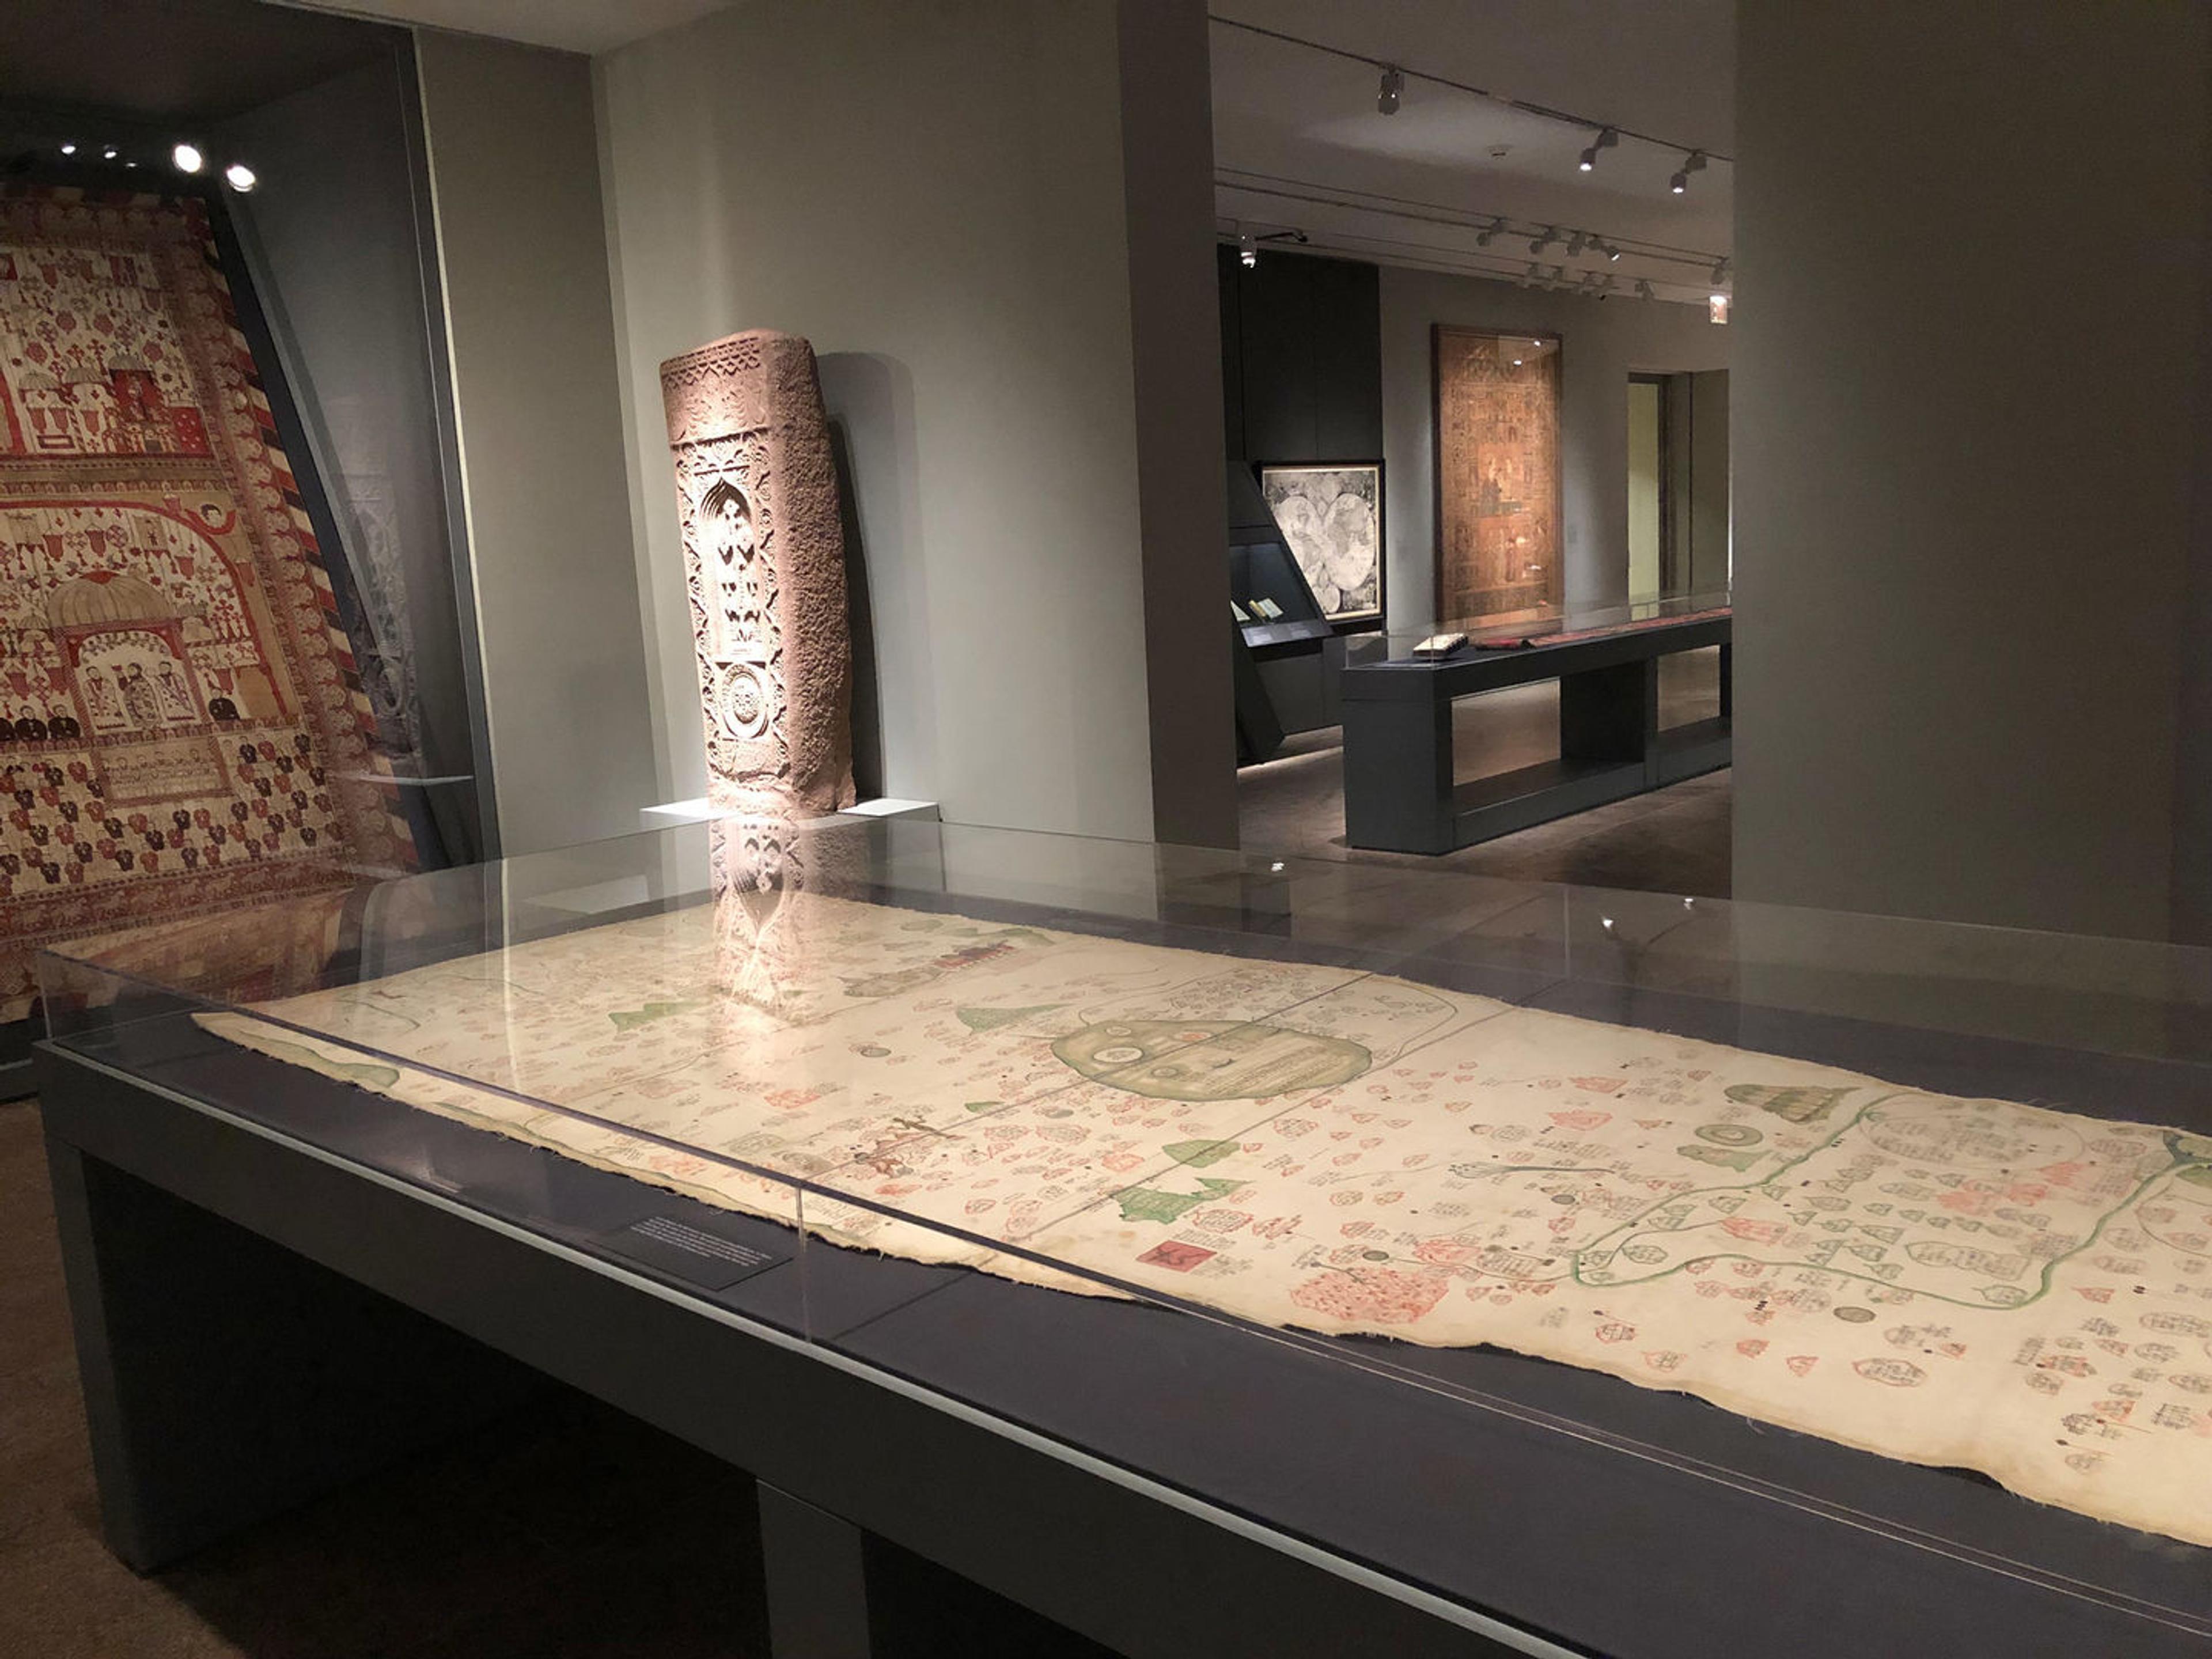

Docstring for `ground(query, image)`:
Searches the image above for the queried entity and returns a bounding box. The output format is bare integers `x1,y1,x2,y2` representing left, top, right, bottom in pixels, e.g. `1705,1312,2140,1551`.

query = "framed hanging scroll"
1433,326,1562,624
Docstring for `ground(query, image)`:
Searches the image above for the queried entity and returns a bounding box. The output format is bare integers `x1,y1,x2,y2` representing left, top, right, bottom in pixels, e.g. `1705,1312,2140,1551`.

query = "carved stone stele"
660,329,856,826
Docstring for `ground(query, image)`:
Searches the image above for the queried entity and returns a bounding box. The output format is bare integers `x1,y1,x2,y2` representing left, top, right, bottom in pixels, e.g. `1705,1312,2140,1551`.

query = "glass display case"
1379,589,1733,663
1231,532,1335,650
36,816,2212,1654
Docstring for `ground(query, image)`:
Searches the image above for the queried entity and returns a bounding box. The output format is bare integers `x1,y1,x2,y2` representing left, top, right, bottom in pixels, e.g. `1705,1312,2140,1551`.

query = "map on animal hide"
194,889,2212,1548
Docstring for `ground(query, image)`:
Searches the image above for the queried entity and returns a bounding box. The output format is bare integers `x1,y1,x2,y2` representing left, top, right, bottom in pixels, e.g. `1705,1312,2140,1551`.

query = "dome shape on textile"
47,571,176,627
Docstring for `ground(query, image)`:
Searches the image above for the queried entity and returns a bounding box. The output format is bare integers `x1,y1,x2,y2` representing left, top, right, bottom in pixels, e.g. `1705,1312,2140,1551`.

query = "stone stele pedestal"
660,329,856,827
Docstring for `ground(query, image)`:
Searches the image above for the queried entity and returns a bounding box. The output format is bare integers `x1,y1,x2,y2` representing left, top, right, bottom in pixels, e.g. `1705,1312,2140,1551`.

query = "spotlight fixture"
101,145,118,161
1474,215,1504,248
1376,65,1404,115
225,162,258,192
58,142,76,156
1566,231,1586,257
1577,127,1619,173
1669,150,1708,195
1238,232,1256,269
1710,255,1730,285
171,142,204,175
1635,279,1656,300
1528,225,1558,255
1520,262,1539,286
1604,241,1623,262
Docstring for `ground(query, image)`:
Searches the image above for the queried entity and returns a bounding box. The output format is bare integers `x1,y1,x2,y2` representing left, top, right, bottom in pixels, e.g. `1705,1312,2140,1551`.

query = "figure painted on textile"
119,662,158,728
79,665,121,725
154,661,195,723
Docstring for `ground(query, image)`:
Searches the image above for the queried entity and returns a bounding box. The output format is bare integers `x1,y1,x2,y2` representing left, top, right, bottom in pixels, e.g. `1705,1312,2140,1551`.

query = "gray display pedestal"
1342,614,1731,854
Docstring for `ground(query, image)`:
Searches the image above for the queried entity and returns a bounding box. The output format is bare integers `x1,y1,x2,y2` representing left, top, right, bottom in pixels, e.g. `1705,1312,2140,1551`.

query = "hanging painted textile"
0,184,411,1018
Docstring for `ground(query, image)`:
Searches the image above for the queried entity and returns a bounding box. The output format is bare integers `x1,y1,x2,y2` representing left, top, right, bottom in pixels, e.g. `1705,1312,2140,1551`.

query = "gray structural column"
1118,0,1240,849
1732,1,2212,940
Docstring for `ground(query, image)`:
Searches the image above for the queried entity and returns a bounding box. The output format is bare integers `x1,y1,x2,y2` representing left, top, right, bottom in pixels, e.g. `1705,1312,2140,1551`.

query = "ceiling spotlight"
1528,225,1558,255
1238,232,1256,268
1669,149,1708,195
1521,262,1539,286
58,142,76,156
171,142,204,175
1710,255,1730,285
1577,127,1619,173
1566,231,1586,257
1474,215,1504,248
1635,279,1656,300
101,145,118,161
1604,241,1623,262
1377,65,1404,115
225,161,258,193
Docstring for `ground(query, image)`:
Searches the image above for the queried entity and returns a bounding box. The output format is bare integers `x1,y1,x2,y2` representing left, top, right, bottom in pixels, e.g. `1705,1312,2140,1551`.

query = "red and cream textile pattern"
0,185,408,1019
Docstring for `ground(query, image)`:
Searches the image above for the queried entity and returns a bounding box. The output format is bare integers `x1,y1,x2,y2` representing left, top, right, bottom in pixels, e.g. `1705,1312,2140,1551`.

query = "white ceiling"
1210,1,1735,303
272,0,729,56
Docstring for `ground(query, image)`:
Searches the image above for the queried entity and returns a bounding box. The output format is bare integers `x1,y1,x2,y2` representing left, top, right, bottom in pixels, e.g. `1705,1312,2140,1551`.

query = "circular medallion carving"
715,662,772,741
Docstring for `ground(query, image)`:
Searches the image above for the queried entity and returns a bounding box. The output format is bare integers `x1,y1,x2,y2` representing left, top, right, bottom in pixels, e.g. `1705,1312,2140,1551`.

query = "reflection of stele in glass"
700,476,759,660
1053,1018,1370,1101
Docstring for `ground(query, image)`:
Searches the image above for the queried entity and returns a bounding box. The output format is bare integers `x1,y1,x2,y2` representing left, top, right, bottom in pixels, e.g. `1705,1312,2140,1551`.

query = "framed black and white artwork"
1258,461,1384,625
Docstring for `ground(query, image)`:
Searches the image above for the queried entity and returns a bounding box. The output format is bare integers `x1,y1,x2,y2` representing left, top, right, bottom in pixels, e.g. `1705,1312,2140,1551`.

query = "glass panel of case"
36,816,2212,1647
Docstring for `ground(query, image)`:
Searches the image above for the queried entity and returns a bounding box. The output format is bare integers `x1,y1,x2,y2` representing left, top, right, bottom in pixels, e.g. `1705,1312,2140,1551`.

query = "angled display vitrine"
34,816,2212,1659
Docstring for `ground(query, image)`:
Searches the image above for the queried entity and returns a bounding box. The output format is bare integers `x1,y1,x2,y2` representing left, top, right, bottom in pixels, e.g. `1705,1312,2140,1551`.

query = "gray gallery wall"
415,30,660,856
1377,267,1730,636
1733,0,2212,941
596,0,1225,846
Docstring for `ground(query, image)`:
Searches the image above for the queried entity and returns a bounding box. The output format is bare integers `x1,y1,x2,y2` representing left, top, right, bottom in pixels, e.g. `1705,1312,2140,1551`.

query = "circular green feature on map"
1696,1123,1764,1147
1052,1018,1370,1102
1832,1305,1876,1323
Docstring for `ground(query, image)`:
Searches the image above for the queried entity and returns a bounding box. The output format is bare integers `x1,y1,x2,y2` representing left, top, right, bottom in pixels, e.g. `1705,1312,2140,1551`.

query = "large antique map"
196,889,2212,1547
0,185,410,1019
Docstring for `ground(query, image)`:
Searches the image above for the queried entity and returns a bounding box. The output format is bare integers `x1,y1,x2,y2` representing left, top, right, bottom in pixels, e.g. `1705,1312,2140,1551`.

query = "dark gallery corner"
5,4,2212,1658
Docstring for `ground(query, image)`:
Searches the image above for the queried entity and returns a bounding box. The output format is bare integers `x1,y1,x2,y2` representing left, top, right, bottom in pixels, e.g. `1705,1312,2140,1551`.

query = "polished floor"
1238,645,1732,899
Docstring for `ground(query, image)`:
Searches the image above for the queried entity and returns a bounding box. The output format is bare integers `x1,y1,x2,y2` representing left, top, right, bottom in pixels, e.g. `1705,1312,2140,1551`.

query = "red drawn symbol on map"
1137,1241,1215,1272
1737,1339,1769,1358
1571,1078,1626,1094
2076,1287,2115,1303
1549,1109,1613,1130
1722,1216,1789,1244
1596,1321,1635,1343
1786,1355,1819,1377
